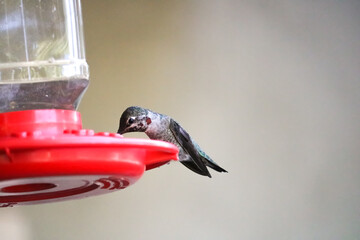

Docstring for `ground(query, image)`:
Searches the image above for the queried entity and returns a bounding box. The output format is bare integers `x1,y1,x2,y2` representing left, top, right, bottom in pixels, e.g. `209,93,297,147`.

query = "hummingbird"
117,106,227,178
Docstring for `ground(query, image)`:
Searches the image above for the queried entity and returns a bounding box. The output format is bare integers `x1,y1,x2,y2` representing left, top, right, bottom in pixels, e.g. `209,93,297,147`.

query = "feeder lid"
0,110,178,207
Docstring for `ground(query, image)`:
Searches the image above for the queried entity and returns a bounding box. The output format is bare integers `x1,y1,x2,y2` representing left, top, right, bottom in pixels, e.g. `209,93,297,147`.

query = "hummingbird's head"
117,106,152,134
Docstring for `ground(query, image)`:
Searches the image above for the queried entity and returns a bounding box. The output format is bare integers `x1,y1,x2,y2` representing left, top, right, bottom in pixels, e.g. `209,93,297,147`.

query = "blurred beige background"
2,0,360,239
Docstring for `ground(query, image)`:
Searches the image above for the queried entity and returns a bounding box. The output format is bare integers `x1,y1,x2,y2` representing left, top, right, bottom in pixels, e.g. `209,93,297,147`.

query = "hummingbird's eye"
128,118,135,125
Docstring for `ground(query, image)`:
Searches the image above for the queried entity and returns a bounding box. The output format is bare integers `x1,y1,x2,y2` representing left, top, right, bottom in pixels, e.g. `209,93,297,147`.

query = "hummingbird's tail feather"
205,160,228,173
180,160,212,178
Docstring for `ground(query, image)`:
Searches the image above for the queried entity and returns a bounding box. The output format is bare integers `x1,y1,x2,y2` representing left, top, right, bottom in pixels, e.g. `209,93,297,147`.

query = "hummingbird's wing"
169,119,211,177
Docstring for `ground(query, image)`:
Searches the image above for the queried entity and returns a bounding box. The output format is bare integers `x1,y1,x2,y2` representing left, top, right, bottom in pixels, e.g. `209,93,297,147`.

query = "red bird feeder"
0,110,178,207
0,0,178,207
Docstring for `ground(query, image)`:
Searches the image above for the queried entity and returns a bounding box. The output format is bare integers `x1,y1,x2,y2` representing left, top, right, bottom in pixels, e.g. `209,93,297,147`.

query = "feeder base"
0,110,178,207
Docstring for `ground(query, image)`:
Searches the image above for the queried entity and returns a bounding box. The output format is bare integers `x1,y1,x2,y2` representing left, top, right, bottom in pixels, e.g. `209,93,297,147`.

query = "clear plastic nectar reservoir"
0,0,89,112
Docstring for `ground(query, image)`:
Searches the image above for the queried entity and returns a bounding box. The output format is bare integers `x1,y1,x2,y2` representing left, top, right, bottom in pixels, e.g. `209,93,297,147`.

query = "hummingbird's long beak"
117,126,125,135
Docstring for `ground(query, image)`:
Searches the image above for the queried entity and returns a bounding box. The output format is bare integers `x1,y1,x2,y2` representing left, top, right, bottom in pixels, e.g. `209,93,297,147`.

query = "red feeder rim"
0,109,178,207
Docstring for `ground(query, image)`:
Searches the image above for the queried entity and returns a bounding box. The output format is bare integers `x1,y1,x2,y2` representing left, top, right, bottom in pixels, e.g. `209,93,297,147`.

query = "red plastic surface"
0,110,178,207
